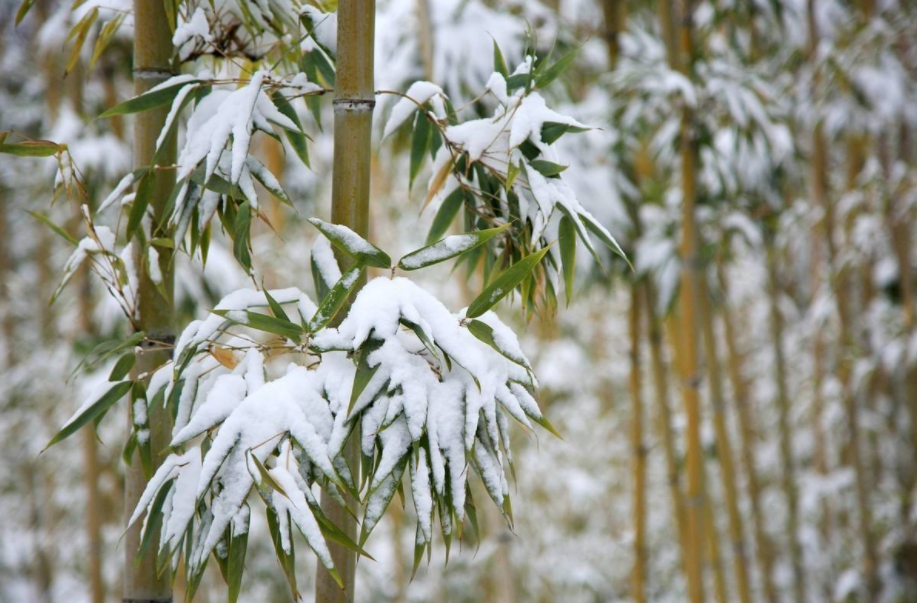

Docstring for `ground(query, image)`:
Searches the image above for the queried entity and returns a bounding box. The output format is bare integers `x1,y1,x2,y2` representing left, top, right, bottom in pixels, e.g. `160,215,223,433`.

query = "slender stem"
315,1,376,601
124,0,175,598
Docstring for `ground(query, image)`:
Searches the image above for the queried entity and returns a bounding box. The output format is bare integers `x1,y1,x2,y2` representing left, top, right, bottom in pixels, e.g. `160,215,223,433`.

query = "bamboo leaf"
308,218,391,269
26,211,78,246
233,201,253,273
248,452,289,497
227,525,248,603
579,211,631,269
493,39,509,78
267,509,299,599
423,156,454,212
263,288,291,323
558,215,576,305
465,319,532,372
66,7,98,74
271,92,311,168
534,48,579,90
540,121,589,145
466,245,552,318
0,140,64,157
348,339,381,416
127,172,155,242
425,187,464,245
100,79,200,118
410,110,432,189
134,480,172,566
45,381,132,449
399,224,508,271
211,309,303,343
90,14,125,68
15,0,37,25
109,352,136,381
528,159,568,177
308,264,364,332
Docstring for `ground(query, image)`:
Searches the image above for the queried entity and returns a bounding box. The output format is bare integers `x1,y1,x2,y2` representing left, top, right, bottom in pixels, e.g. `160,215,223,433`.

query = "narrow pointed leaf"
399,224,508,271
308,264,364,332
558,215,576,305
466,245,552,318
308,218,391,269
45,381,132,449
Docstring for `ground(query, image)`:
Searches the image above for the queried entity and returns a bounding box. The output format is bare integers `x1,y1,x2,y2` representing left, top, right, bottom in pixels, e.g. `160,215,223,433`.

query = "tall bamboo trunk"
765,238,806,603
645,285,690,578
0,189,14,368
124,0,176,600
672,2,706,599
601,0,626,69
719,269,779,603
704,498,729,603
699,277,752,603
629,286,648,603
315,1,376,601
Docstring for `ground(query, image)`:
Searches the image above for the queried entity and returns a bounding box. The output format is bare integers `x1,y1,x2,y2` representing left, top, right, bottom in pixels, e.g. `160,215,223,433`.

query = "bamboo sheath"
315,1,376,601
125,0,176,599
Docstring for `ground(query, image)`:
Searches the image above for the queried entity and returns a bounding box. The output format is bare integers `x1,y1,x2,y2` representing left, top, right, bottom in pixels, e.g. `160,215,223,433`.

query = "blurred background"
2,0,917,602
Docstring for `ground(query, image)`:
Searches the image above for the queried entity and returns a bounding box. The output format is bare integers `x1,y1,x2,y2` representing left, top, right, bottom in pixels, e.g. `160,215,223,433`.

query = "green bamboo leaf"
348,339,382,416
308,264,364,332
0,140,64,157
308,218,391,269
233,201,253,273
466,245,552,318
410,110,432,189
44,381,132,449
99,79,200,118
528,159,568,177
73,331,145,377
26,211,78,246
540,121,589,145
579,211,631,269
411,537,426,581
534,48,579,90
211,309,303,343
558,215,576,305
15,0,37,25
531,414,563,439
271,92,311,168
263,288,291,323
109,352,136,381
227,524,249,603
127,172,154,242
134,480,172,566
399,224,509,271
425,187,464,245
248,452,289,497
267,509,299,599
401,319,438,359
247,156,293,207
493,39,509,78
465,319,532,372
89,13,125,68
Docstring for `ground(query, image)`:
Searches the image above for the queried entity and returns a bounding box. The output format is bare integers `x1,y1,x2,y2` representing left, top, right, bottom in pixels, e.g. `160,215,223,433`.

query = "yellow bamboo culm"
719,266,780,603
645,285,690,577
315,1,376,601
672,0,706,598
699,277,752,603
124,0,176,598
629,287,648,603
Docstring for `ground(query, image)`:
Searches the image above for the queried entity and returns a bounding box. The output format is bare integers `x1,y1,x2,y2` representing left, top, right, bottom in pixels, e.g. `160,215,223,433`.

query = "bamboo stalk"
629,286,648,603
765,236,807,603
645,285,690,577
124,0,175,599
704,497,729,603
719,265,779,603
672,1,706,599
315,1,376,601
698,277,752,603
601,0,626,70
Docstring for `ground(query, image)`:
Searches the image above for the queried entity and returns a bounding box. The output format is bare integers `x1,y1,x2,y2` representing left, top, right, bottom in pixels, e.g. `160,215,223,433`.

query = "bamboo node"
333,99,376,113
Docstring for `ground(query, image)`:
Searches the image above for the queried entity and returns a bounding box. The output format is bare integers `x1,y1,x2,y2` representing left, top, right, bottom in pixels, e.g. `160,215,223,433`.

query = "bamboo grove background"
2,0,917,602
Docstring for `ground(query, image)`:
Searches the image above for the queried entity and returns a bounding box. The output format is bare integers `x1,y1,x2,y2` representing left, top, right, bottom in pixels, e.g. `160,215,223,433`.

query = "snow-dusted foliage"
118,217,556,590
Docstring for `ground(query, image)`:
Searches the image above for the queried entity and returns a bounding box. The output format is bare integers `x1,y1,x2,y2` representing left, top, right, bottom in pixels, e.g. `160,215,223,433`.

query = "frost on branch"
127,225,557,589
